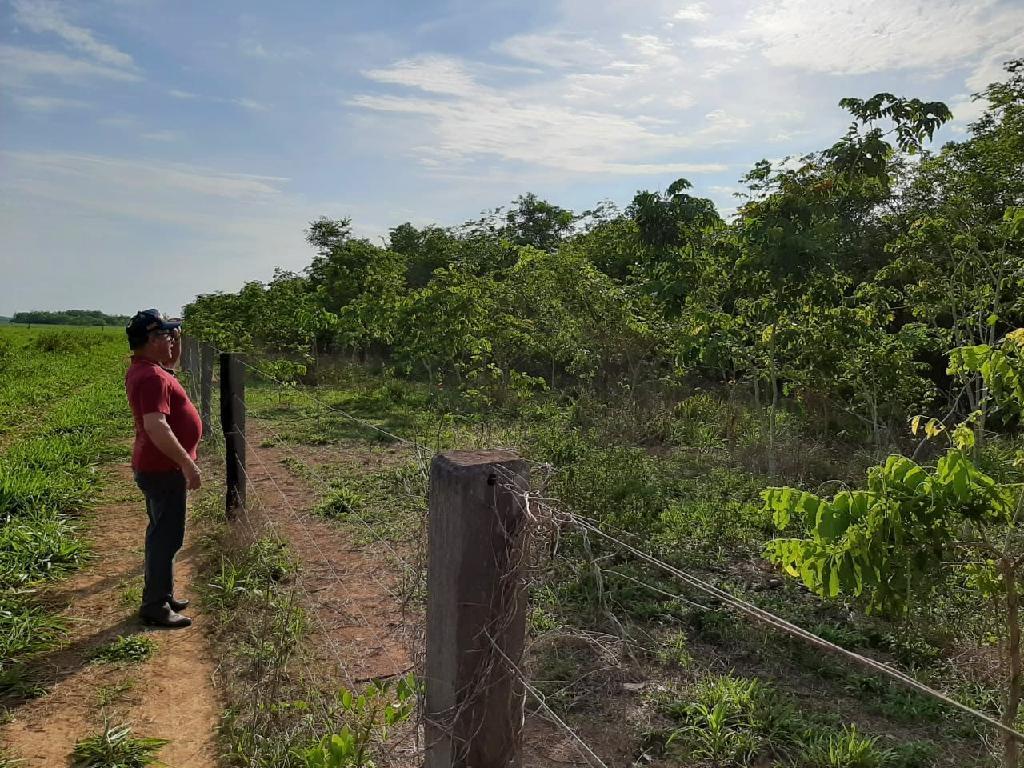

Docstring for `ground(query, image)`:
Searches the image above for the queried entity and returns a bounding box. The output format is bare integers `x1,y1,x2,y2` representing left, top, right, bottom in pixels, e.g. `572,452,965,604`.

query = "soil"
0,464,220,767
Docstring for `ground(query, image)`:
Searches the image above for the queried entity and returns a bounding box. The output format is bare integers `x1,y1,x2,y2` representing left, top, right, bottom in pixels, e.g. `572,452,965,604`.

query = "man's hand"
143,412,200,489
167,327,182,369
182,459,202,490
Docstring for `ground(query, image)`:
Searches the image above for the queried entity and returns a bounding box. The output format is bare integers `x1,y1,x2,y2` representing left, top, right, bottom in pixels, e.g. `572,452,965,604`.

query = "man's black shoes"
168,597,190,612
139,606,192,629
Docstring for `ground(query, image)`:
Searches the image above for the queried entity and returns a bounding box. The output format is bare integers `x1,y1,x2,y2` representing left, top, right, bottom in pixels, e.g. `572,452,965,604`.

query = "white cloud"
232,97,270,111
0,151,315,316
11,93,90,111
351,54,736,175
674,3,709,22
1,152,289,201
0,44,141,86
691,36,750,52
169,88,198,99
363,56,481,96
736,0,1024,75
12,0,137,70
494,34,609,69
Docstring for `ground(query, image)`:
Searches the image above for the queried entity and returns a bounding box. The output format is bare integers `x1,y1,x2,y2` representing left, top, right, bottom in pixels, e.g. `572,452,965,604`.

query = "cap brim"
157,320,182,331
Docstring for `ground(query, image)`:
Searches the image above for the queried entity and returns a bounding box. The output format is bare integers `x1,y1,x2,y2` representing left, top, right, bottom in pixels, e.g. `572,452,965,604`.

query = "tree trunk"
1002,557,1021,768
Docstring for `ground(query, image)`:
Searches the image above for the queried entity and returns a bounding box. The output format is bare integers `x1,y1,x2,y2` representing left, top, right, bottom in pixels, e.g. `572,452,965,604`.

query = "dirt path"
1,464,220,768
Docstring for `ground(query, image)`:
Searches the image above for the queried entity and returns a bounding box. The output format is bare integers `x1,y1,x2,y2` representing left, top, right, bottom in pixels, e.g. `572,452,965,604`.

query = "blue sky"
2,0,1022,316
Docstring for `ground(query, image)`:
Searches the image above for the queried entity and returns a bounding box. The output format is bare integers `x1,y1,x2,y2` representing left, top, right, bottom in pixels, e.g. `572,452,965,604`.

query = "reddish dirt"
0,464,220,767
237,435,416,686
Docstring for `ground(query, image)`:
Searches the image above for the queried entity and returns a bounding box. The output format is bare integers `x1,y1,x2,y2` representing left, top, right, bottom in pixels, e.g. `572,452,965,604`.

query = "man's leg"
135,470,189,625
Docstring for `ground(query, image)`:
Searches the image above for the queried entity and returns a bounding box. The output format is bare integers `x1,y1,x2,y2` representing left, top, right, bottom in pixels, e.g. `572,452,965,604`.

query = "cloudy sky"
1,0,1022,316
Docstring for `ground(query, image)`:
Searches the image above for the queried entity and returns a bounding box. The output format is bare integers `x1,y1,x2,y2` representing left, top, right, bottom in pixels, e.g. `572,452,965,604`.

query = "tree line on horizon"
8,309,130,327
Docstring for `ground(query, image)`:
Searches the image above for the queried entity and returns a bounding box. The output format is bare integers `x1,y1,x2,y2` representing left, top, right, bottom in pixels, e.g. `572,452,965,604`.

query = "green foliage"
205,537,294,611
660,675,800,764
296,675,418,768
794,725,894,768
88,635,156,665
0,327,129,695
70,723,168,768
316,485,364,519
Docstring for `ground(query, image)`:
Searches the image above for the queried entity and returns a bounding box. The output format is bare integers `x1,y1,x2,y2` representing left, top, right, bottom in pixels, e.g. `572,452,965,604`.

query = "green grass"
70,722,168,768
96,678,137,708
0,326,131,690
88,635,156,665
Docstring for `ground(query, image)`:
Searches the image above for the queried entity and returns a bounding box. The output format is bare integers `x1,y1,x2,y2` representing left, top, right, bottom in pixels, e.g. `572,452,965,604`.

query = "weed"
794,725,894,768
660,675,801,764
118,577,143,609
0,593,65,664
205,537,293,611
316,484,364,519
88,635,155,665
0,663,45,700
70,722,168,768
656,630,692,669
296,675,418,768
96,678,137,707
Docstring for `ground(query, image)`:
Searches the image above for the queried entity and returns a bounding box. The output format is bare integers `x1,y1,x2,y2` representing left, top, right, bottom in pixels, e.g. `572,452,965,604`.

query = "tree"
765,333,1024,768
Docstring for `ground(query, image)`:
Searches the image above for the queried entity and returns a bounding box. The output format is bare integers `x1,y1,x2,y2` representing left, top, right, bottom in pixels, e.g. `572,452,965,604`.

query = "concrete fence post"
425,450,530,768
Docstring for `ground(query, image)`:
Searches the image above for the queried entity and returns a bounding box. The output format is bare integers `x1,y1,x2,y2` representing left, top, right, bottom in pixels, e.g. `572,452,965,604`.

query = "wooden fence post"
181,334,192,374
199,343,213,438
219,352,246,516
425,450,530,768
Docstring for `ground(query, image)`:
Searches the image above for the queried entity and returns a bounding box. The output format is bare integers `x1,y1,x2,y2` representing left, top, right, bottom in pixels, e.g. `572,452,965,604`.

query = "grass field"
0,326,130,704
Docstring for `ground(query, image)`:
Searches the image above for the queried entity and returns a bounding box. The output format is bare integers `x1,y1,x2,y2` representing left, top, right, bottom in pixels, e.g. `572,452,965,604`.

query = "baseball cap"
126,309,181,342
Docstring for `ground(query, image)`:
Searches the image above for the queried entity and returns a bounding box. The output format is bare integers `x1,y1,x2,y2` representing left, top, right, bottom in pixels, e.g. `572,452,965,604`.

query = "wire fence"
177,338,1024,765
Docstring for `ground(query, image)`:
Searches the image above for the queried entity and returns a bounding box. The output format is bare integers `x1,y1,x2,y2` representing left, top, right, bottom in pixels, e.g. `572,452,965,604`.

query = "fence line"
567,513,1024,744
233,455,361,690
183,338,1023,761
486,633,609,768
236,430,377,634
231,392,416,603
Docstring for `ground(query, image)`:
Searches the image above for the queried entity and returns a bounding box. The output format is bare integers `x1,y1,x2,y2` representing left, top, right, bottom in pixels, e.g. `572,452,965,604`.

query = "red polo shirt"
125,356,203,472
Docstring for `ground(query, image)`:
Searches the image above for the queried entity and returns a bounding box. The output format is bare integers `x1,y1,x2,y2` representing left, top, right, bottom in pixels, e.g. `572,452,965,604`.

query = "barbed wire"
567,513,1024,744
236,431,377,636
231,392,416,604
486,633,609,768
186,338,1024,749
232,459,361,682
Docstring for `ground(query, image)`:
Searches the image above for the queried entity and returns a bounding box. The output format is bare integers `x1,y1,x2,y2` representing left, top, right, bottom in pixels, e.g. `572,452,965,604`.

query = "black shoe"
139,608,192,629
169,597,190,612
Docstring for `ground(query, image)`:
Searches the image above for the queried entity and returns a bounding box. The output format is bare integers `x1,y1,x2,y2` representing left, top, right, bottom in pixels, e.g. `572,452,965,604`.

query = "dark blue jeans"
134,470,186,612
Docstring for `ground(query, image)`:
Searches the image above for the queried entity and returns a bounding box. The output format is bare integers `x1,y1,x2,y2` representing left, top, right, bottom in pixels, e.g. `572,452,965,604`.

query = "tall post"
199,343,213,438
181,334,193,375
219,352,246,516
425,450,529,768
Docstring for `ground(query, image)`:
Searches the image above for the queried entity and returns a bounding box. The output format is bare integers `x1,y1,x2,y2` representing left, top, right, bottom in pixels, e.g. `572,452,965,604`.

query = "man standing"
125,309,202,628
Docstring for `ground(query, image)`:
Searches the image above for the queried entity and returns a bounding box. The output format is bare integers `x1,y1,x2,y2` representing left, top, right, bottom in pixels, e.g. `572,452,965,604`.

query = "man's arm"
142,413,201,490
